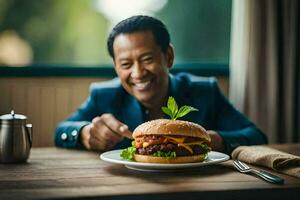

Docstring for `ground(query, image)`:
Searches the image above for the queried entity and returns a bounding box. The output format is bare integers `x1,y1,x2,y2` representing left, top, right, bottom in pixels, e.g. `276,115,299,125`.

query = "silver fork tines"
233,160,284,184
233,160,251,172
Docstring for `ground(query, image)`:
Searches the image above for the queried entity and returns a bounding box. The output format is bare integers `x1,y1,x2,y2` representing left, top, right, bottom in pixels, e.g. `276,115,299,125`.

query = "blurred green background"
0,0,231,66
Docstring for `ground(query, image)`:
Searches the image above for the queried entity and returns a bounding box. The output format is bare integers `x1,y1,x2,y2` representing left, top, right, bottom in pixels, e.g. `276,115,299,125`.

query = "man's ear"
166,44,174,69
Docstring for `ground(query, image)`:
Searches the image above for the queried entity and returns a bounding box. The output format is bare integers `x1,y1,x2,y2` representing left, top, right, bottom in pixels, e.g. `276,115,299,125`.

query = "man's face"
113,31,173,107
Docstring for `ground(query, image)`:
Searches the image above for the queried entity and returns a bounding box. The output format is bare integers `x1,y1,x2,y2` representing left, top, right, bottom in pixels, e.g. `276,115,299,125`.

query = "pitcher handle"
25,124,33,147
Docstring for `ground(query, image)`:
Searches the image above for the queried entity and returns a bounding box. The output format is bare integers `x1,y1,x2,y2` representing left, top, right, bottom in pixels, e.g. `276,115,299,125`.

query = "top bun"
132,119,210,142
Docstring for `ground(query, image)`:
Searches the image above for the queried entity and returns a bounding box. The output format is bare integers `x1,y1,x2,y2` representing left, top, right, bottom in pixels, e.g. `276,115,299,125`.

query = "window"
0,0,231,67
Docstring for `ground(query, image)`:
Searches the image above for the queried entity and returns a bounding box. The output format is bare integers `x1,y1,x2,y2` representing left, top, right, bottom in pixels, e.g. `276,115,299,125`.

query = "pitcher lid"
0,110,27,120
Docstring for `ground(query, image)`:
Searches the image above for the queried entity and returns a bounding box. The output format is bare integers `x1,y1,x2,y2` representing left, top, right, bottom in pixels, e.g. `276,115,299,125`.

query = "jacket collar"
169,73,189,107
121,73,189,128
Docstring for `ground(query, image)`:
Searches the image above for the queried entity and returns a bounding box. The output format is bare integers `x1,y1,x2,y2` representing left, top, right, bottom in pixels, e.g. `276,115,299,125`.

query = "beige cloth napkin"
232,145,300,178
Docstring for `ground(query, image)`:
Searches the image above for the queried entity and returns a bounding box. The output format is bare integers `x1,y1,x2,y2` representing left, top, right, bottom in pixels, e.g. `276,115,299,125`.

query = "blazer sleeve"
211,80,268,154
54,85,100,149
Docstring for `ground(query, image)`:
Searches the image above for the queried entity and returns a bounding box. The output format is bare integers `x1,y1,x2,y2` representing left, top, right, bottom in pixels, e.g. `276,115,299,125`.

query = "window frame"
0,63,229,78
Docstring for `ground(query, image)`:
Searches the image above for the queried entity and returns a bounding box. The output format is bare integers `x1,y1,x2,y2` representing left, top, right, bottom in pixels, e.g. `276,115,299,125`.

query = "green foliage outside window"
0,0,231,66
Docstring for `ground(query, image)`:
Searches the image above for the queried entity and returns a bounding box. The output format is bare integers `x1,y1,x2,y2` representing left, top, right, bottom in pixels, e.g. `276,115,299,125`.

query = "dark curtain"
244,0,300,143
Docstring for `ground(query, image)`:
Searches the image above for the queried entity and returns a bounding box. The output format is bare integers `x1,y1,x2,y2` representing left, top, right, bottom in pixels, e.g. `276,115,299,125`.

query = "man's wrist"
207,130,224,152
80,124,91,150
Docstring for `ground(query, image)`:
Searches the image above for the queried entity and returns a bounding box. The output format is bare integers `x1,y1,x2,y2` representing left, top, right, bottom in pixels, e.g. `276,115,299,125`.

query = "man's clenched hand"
80,113,132,151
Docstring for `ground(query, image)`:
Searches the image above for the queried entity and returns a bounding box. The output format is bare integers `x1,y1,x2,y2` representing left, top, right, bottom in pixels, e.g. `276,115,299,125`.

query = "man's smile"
131,77,154,91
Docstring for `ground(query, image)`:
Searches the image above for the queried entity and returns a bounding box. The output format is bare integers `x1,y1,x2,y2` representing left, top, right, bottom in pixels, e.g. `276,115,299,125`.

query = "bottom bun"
134,154,207,164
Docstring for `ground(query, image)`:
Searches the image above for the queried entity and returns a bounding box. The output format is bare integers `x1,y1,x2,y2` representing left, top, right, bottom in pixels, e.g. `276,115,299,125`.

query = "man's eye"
120,63,130,68
142,57,153,64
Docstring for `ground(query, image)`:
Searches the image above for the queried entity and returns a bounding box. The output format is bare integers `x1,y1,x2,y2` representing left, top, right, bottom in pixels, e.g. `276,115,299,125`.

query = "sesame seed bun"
132,119,211,143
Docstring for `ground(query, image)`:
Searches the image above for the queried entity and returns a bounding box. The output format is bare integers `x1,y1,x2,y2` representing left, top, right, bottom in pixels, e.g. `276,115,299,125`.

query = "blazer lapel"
121,93,144,132
169,74,189,108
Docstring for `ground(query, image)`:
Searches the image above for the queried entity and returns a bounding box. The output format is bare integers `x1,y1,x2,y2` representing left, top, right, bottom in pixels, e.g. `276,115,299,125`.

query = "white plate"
100,150,230,172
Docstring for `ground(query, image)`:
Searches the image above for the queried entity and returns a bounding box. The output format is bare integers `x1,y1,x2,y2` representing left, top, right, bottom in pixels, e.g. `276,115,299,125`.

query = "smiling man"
55,15,267,154
113,30,172,118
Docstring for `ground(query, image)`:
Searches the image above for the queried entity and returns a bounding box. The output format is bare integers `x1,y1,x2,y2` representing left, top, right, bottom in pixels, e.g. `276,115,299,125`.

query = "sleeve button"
71,130,78,137
61,133,68,141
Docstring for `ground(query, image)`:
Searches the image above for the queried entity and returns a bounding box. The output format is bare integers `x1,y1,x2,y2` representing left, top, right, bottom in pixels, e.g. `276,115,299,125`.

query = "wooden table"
1,144,300,200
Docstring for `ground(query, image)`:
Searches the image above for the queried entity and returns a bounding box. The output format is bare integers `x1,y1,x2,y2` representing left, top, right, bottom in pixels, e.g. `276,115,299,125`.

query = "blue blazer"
55,73,267,154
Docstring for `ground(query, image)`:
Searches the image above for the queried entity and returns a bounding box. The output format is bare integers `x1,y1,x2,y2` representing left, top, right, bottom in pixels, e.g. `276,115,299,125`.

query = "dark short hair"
107,15,170,59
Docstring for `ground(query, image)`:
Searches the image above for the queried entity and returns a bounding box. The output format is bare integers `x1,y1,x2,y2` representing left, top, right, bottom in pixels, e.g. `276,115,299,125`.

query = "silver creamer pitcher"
0,110,32,163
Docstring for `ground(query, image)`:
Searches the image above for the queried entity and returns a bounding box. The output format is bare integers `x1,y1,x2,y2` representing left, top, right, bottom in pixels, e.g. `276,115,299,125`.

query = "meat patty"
135,135,203,148
136,143,208,156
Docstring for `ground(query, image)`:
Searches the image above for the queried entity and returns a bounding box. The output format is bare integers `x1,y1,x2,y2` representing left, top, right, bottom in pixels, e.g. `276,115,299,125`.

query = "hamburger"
121,119,211,164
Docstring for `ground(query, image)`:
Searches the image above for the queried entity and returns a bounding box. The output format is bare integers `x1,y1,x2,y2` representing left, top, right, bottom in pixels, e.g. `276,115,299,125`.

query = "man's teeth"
135,81,151,89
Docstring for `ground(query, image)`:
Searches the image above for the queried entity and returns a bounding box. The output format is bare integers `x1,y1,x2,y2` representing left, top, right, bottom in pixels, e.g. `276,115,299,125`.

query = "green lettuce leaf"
120,146,136,161
199,143,211,154
152,151,176,159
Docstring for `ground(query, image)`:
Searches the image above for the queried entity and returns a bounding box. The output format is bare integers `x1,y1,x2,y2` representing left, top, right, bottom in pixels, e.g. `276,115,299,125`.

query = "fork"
233,160,284,184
